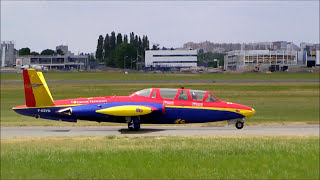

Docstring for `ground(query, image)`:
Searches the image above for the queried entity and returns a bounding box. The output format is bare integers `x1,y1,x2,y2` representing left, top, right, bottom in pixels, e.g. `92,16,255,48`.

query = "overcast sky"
1,1,319,53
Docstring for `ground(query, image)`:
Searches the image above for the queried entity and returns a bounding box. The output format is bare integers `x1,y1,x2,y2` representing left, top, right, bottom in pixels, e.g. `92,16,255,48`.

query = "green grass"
1,82,319,126
1,71,319,81
1,135,319,179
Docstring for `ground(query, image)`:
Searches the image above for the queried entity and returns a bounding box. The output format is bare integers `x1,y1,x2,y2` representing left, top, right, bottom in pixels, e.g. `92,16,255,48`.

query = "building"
16,55,89,70
1,41,15,67
224,50,298,72
298,43,320,67
183,41,299,53
16,45,89,70
145,50,197,70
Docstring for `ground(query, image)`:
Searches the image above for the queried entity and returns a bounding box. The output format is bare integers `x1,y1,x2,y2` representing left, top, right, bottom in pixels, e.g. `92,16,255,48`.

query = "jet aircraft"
13,69,255,130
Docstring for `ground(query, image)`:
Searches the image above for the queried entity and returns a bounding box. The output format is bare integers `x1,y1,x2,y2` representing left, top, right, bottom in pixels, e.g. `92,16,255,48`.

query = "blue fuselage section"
13,101,245,124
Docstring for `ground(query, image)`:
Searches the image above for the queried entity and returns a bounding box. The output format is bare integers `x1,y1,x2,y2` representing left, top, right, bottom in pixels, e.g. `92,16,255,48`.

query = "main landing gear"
126,116,140,131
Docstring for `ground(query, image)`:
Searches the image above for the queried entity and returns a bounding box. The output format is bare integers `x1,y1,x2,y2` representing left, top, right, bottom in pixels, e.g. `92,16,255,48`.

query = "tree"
123,35,128,43
103,34,110,59
89,54,95,62
30,51,40,56
198,51,225,68
138,37,143,56
134,35,139,48
142,36,150,51
116,33,123,46
19,48,31,56
110,31,116,51
41,49,56,55
107,31,117,66
145,36,150,50
130,32,135,44
151,44,160,50
56,49,64,55
95,35,104,59
115,43,137,69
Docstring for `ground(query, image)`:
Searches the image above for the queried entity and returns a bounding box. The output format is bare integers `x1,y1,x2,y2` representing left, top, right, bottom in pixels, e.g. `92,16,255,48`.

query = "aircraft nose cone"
245,108,255,119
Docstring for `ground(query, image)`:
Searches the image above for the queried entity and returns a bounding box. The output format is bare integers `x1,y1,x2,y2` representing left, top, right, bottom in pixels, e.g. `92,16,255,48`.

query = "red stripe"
162,104,165,115
23,70,36,107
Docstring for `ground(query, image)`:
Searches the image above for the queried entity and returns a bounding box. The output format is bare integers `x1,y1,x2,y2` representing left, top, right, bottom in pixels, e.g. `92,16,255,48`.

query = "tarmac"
1,125,319,138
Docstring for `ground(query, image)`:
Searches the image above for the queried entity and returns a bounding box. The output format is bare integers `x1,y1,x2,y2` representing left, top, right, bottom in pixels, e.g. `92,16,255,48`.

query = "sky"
1,1,319,54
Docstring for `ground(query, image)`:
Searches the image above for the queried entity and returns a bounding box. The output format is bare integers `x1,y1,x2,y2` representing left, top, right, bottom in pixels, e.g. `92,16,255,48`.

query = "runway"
1,125,319,138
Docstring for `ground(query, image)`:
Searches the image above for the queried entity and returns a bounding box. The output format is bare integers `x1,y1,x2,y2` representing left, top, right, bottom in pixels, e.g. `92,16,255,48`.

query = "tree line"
95,31,150,69
17,47,65,56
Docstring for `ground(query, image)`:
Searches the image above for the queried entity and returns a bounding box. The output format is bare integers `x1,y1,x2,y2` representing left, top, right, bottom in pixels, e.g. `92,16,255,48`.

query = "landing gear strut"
127,116,140,131
235,121,244,129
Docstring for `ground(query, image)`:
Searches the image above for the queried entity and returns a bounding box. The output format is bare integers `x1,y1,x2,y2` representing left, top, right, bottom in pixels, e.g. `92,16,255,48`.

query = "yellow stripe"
166,105,255,119
96,105,153,116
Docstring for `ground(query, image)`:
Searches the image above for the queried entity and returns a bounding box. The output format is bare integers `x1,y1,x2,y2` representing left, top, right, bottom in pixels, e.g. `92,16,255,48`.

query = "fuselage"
13,88,255,124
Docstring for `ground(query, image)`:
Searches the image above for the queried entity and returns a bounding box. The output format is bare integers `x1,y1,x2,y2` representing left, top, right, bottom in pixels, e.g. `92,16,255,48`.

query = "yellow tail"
23,69,54,107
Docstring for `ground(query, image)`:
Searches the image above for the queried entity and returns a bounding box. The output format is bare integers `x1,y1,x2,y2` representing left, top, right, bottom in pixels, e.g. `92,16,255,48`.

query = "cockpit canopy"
131,88,219,102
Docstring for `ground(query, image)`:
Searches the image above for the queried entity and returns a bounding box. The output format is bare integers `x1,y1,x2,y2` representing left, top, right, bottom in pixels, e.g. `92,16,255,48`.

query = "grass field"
1,72,319,126
1,135,319,179
1,71,319,81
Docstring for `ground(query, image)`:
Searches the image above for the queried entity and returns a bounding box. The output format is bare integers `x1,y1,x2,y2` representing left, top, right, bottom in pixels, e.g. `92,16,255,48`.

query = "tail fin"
23,69,54,107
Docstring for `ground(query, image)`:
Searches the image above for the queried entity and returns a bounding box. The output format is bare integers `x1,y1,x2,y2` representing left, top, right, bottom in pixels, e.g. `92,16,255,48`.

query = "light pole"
131,59,137,70
213,59,219,68
124,56,128,69
136,54,143,70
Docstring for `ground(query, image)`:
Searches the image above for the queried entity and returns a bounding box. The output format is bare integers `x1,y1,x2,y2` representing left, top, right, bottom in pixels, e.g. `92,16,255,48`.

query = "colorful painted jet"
13,69,255,130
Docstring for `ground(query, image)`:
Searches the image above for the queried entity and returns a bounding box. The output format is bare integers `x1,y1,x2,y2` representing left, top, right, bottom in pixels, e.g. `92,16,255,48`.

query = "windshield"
205,93,219,102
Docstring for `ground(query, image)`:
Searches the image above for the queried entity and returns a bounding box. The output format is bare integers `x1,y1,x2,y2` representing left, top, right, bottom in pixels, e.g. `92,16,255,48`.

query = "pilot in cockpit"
191,91,198,100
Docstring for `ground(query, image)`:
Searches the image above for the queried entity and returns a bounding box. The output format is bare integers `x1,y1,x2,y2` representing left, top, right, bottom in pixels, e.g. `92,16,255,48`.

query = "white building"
145,50,197,69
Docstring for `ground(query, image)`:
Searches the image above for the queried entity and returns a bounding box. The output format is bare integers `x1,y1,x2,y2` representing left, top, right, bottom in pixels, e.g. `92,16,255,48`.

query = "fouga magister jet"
13,69,255,130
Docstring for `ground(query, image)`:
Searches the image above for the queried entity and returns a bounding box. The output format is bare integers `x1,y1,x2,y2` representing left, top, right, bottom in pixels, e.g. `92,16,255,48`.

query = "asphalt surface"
1,79,319,84
1,125,319,138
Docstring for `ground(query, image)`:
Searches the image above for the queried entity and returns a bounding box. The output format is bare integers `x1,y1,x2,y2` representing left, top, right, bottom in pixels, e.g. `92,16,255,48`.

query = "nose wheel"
127,117,140,131
235,121,244,129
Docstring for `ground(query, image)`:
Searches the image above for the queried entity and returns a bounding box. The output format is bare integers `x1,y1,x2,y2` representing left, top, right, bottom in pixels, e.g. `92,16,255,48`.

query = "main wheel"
235,121,244,129
127,117,140,131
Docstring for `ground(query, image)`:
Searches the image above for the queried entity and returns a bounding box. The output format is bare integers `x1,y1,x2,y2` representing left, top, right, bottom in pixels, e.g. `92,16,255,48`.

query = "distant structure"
0,41,15,67
224,50,298,72
56,45,72,56
145,50,197,70
183,41,300,53
16,45,89,70
224,43,320,72
298,43,320,67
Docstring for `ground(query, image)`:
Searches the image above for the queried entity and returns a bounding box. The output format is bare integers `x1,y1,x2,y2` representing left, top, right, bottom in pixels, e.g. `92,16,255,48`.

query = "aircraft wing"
95,105,158,116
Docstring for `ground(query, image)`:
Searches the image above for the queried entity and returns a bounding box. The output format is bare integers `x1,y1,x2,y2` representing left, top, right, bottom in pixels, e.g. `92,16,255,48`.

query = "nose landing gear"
235,121,244,129
126,116,140,131
227,118,246,129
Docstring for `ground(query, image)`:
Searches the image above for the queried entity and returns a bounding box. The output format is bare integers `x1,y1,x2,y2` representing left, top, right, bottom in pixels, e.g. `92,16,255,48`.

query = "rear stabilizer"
23,69,54,107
